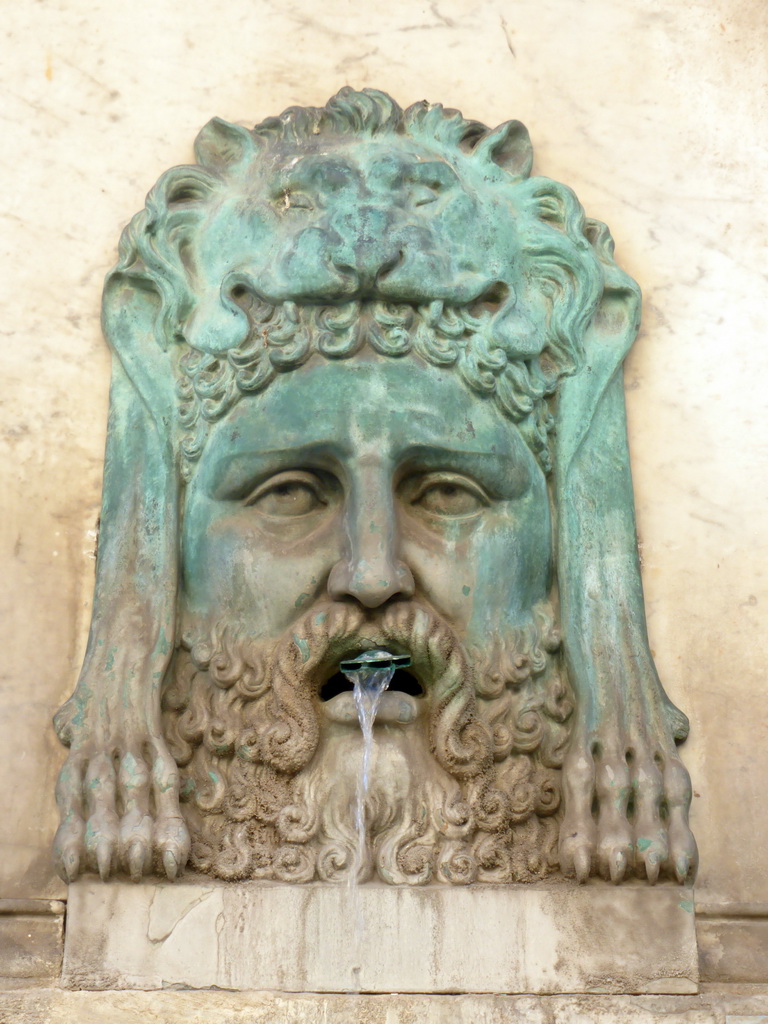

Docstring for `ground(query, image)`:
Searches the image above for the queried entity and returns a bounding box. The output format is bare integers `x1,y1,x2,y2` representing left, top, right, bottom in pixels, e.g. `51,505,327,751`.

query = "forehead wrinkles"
198,360,517,483
178,297,558,482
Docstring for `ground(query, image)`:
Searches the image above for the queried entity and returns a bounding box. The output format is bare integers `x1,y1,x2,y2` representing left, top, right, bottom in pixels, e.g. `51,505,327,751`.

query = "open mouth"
319,654,425,728
319,668,424,702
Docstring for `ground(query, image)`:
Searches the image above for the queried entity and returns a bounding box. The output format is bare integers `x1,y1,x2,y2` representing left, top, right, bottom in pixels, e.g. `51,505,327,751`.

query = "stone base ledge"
5,988,767,1024
62,877,697,995
0,904,64,984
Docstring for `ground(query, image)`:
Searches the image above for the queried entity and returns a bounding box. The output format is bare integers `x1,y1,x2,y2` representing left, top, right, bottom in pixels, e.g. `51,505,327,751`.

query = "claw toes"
154,815,191,879
675,852,691,883
127,841,145,883
573,846,591,884
59,848,81,884
96,839,113,881
609,849,627,885
163,849,179,881
645,852,661,885
53,819,85,884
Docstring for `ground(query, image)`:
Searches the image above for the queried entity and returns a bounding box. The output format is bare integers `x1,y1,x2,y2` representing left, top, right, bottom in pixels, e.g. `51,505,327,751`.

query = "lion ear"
472,120,533,179
194,117,255,173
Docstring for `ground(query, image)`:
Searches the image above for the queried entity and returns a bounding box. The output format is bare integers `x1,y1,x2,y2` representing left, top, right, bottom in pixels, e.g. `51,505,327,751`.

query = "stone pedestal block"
0,989,748,1024
0,900,64,983
62,878,698,994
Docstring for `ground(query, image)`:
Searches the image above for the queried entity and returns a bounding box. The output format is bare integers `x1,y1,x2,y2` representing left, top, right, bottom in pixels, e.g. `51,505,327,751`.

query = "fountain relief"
53,88,696,890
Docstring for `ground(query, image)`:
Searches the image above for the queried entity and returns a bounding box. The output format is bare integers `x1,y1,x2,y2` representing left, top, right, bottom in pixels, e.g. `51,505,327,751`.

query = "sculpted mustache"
188,600,494,780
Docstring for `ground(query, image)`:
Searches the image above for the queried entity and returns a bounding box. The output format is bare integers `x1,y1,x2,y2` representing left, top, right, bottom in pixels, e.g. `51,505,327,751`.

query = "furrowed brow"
206,442,344,499
398,445,531,499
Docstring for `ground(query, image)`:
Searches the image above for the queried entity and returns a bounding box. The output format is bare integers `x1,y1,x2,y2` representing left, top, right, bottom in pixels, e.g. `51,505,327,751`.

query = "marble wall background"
1,0,765,914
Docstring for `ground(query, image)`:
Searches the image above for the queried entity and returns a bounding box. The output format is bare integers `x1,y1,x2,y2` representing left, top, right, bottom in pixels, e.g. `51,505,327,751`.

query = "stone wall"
1,0,766,1015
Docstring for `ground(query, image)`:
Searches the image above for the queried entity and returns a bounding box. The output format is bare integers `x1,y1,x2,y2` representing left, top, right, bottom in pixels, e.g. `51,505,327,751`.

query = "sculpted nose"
330,205,402,291
328,557,415,609
327,475,415,609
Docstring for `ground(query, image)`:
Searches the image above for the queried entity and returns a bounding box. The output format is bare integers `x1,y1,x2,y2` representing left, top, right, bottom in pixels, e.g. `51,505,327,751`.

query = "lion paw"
559,735,697,885
53,741,190,883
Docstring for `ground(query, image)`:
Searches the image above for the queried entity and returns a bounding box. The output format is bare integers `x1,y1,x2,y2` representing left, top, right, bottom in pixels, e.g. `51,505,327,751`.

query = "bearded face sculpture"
54,89,696,888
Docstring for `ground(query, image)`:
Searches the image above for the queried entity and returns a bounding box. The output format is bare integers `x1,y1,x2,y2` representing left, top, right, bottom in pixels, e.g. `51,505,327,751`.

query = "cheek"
400,523,475,626
400,499,551,638
181,506,343,636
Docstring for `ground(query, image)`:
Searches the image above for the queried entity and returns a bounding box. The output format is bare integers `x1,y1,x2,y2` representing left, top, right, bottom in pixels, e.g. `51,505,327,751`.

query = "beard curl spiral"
162,599,571,884
165,599,490,780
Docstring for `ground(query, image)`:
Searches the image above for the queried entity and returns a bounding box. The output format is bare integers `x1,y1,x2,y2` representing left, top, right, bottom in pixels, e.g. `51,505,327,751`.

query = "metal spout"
340,649,411,674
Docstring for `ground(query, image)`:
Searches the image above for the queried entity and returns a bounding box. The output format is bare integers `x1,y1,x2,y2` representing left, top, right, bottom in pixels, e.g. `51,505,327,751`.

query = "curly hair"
108,88,616,474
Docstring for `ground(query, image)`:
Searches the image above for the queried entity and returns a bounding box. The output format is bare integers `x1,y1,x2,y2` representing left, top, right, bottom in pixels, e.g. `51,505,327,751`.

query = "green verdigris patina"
54,88,696,887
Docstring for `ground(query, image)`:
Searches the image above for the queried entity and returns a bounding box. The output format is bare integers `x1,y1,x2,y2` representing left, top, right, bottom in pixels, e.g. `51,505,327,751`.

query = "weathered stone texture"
62,879,698,994
697,915,768,984
1,3,767,1022
3,988,768,1024
0,903,63,984
2,0,767,914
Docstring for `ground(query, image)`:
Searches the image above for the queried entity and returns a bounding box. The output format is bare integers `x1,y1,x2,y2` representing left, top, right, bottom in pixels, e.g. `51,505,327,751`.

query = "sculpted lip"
318,654,426,727
321,687,424,726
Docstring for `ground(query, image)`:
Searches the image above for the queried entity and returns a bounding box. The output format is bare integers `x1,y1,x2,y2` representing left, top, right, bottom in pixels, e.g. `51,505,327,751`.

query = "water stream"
338,649,411,990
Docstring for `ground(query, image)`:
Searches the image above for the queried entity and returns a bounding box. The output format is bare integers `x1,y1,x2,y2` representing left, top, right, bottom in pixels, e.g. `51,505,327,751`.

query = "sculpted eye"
407,473,489,518
407,161,458,208
412,185,440,207
245,471,328,517
278,190,315,212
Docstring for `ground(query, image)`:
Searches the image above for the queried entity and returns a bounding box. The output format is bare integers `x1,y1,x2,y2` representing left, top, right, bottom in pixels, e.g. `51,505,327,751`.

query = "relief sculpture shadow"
53,88,696,890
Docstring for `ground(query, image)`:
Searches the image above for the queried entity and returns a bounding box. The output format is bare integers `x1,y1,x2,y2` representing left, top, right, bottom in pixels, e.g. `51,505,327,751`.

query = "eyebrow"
207,442,347,498
207,441,528,501
400,443,513,464
398,445,530,497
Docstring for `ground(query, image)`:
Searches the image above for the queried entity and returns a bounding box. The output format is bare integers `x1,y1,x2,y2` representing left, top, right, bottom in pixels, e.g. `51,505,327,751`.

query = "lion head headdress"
54,88,694,886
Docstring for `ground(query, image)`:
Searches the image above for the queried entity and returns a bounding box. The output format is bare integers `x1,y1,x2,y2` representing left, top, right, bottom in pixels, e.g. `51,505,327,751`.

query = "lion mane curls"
108,88,620,474
57,88,696,891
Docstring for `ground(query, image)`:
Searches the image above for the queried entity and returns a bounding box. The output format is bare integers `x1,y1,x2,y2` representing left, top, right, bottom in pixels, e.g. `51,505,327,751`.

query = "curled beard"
162,600,572,884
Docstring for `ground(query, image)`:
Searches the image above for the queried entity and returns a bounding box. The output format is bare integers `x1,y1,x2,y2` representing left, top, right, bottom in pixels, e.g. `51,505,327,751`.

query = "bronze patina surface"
54,89,696,887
